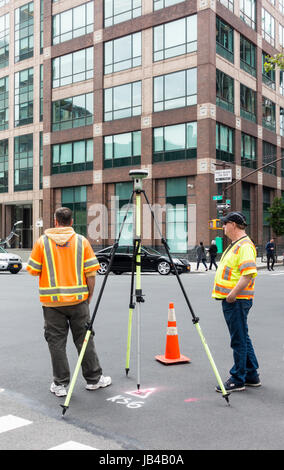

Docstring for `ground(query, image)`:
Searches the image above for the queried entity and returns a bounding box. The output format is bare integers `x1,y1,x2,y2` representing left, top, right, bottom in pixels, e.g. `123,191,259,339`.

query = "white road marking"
49,441,97,450
0,415,32,434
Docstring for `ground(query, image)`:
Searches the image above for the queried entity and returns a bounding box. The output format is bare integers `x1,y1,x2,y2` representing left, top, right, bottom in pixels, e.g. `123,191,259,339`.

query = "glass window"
52,139,93,174
52,47,93,88
166,177,187,253
153,15,197,62
280,108,284,137
104,131,141,168
240,0,256,30
14,134,33,191
154,0,185,10
61,186,87,236
0,13,9,69
216,16,234,63
216,122,234,163
104,81,141,121
218,0,234,11
115,181,133,245
39,64,43,121
104,32,141,74
263,142,276,175
262,8,275,47
104,0,142,27
240,84,256,123
216,69,234,113
14,67,33,127
52,92,93,131
15,2,34,62
240,35,256,77
52,2,93,45
242,182,251,235
262,52,275,90
280,0,284,15
280,24,284,48
0,138,8,193
262,96,276,132
153,122,197,163
263,187,271,240
241,133,256,169
0,76,8,131
153,68,197,112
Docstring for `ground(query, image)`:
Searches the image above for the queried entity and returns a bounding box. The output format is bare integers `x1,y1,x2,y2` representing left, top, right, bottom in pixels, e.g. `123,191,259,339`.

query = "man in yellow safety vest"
212,211,261,393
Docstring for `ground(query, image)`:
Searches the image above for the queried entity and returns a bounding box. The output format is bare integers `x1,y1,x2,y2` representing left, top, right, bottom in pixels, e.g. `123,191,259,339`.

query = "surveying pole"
125,169,148,390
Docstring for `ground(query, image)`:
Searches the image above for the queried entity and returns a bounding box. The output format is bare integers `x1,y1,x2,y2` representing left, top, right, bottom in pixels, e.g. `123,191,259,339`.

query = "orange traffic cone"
155,302,190,365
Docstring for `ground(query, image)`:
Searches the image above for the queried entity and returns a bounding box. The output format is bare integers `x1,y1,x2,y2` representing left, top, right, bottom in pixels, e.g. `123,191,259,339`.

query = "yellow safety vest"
212,236,257,300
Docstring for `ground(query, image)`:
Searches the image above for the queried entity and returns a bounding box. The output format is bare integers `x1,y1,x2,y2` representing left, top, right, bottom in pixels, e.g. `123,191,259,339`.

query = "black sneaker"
215,378,245,393
245,377,261,387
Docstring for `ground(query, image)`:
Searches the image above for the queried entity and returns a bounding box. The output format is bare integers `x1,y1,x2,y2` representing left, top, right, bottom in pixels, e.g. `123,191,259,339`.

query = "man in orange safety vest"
26,207,111,397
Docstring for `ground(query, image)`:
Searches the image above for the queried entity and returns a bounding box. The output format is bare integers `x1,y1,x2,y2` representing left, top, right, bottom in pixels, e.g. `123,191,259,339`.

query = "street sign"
35,219,43,228
216,204,231,210
213,195,223,201
214,169,232,183
226,199,231,204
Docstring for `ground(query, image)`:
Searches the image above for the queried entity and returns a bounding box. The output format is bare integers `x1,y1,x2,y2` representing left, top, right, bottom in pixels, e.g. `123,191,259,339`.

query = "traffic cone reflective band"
155,303,190,365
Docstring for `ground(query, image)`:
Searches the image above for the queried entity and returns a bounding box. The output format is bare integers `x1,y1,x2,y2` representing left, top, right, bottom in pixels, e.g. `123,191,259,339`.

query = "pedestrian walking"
265,238,276,271
212,211,260,393
209,240,218,270
196,242,208,271
26,207,111,397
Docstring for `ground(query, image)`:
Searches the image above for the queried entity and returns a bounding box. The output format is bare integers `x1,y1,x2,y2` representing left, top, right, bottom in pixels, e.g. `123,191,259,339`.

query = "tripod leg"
61,330,92,416
125,307,134,375
194,323,229,402
137,302,141,391
125,240,138,375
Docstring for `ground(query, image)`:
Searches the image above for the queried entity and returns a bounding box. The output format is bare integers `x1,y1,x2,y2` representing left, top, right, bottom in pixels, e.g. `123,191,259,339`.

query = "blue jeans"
222,299,259,385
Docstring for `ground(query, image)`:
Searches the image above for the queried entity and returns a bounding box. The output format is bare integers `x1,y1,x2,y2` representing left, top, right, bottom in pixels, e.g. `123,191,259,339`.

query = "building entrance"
11,204,33,248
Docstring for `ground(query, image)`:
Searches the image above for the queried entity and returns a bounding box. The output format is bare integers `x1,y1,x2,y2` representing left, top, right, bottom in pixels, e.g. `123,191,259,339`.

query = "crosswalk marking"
49,441,97,450
0,415,32,434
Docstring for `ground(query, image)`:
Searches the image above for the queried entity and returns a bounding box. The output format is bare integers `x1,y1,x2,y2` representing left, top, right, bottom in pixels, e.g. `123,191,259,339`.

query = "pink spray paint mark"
184,398,200,403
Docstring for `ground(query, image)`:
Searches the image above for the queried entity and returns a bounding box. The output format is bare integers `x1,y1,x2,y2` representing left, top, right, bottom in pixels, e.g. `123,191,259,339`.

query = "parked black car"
95,245,191,275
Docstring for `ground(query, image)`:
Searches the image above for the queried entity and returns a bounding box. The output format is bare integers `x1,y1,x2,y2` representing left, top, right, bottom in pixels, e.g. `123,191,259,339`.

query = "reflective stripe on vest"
43,235,58,301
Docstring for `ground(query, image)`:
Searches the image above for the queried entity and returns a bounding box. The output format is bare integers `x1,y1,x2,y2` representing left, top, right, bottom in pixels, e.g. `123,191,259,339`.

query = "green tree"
264,54,284,72
267,197,284,238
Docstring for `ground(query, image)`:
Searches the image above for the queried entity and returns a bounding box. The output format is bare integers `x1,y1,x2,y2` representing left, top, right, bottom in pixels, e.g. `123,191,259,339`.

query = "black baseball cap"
221,211,247,226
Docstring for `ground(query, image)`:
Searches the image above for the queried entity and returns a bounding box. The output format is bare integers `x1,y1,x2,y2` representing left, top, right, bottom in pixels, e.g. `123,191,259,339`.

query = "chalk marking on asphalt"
184,398,200,403
49,441,97,450
0,415,32,434
126,388,156,399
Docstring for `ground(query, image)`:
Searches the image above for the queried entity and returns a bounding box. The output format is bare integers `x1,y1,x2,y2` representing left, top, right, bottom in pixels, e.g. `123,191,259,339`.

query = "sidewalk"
189,257,283,272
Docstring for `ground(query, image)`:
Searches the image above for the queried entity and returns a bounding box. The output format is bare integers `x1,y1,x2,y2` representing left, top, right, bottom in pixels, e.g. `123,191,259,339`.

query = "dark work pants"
267,254,275,270
222,299,259,385
43,301,102,386
197,259,208,270
209,255,218,270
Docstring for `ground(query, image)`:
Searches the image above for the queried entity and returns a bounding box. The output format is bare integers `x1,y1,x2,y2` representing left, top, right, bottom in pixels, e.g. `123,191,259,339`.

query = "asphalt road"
0,267,284,450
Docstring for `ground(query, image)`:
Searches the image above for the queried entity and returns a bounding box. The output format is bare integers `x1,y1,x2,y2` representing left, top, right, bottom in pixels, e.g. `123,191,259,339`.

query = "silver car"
0,246,22,274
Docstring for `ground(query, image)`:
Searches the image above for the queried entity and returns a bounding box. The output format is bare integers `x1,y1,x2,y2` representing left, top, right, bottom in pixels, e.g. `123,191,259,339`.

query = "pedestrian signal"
209,219,222,230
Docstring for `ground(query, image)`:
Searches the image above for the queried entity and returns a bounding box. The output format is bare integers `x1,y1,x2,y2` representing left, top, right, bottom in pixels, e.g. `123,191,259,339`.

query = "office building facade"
0,0,283,253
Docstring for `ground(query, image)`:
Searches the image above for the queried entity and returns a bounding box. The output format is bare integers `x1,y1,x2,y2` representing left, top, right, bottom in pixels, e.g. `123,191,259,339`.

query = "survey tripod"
61,169,230,416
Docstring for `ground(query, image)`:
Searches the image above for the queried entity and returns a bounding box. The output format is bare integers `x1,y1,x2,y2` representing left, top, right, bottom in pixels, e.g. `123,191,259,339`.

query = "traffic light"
209,219,223,230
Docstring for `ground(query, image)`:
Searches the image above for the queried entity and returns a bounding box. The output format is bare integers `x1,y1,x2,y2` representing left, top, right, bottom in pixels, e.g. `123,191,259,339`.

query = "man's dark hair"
55,207,73,226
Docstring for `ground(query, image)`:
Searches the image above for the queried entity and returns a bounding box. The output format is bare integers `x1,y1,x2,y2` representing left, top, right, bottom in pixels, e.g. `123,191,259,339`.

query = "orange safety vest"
26,231,100,304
